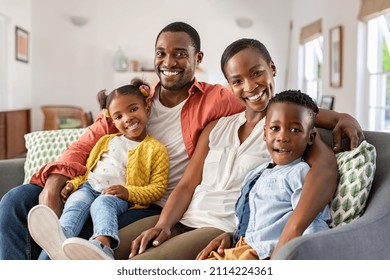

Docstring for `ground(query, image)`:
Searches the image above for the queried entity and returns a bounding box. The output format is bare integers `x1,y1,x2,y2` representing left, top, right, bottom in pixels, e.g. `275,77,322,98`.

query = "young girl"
27,79,169,260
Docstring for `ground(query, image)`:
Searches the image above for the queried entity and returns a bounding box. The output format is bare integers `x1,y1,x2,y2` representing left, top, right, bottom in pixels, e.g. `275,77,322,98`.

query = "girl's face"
108,94,149,142
224,47,276,115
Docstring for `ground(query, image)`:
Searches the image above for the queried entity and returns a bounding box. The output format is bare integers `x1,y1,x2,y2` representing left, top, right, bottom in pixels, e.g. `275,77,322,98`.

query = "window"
299,19,323,103
302,36,323,103
366,14,390,131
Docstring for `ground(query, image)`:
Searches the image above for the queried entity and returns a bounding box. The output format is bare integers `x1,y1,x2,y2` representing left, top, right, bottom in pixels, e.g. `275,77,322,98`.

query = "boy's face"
109,94,149,142
264,102,315,165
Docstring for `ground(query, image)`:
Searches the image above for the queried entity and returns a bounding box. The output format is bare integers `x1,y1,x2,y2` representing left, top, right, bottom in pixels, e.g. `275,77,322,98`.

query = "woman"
91,38,362,260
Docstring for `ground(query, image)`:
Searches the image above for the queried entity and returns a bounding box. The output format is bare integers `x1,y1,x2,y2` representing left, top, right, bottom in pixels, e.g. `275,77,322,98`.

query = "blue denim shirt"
234,158,330,259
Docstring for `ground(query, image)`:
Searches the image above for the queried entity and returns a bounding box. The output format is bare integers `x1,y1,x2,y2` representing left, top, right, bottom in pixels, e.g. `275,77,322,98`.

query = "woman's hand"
316,109,364,153
332,113,365,152
129,226,171,258
102,185,129,201
196,232,232,260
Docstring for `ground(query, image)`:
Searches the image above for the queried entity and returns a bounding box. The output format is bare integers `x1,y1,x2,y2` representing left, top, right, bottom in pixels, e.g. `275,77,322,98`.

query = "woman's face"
223,47,276,114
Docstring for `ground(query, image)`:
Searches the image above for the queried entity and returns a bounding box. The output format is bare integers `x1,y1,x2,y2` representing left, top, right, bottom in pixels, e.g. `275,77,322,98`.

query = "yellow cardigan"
68,134,169,209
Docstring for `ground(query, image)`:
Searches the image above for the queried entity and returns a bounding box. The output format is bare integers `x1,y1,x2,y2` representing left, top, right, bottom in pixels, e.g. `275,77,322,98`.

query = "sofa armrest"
0,158,25,199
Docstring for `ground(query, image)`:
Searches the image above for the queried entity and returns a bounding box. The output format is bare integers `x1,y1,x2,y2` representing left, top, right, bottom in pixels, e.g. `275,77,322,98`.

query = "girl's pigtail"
97,89,110,118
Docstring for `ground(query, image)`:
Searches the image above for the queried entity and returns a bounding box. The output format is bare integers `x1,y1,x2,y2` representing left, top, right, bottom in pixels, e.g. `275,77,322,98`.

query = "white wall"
1,0,365,131
0,0,31,110
288,0,361,117
27,0,291,131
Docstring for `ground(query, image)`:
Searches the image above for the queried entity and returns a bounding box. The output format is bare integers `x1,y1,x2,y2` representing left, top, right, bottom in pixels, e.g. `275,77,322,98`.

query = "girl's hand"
196,232,233,260
102,185,129,200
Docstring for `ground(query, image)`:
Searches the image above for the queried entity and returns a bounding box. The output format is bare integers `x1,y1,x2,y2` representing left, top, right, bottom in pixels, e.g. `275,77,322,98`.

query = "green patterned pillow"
23,128,86,184
330,140,376,227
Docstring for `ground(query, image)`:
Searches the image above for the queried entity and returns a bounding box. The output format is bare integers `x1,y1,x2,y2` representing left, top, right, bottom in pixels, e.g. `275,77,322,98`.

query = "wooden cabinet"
0,109,31,159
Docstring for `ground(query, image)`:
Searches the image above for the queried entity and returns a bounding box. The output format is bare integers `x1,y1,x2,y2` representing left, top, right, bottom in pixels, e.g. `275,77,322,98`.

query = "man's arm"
32,113,117,216
30,113,116,187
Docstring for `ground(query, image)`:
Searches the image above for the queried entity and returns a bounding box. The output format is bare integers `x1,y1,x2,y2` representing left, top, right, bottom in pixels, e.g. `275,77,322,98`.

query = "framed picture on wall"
329,25,342,87
15,26,29,63
320,95,335,110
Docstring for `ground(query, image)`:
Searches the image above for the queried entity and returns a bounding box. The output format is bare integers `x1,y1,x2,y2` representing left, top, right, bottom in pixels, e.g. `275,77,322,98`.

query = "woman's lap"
129,224,224,260
115,215,161,259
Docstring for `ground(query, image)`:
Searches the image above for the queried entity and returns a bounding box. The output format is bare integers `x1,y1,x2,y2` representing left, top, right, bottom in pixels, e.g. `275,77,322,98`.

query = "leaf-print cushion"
23,128,86,184
330,140,376,227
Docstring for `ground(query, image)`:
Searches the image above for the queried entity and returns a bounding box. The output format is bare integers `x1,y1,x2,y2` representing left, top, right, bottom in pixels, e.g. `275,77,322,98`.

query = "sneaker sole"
27,205,69,260
63,237,113,260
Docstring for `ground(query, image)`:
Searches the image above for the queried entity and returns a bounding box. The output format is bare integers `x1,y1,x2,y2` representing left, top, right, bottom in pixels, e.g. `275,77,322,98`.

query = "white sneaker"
27,205,69,260
63,237,114,260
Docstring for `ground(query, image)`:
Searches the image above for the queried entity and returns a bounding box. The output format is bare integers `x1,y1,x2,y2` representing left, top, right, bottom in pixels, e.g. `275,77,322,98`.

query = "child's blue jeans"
60,181,129,249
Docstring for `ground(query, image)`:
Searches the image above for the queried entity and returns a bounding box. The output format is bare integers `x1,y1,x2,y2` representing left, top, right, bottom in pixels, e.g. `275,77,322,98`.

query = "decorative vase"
113,47,128,72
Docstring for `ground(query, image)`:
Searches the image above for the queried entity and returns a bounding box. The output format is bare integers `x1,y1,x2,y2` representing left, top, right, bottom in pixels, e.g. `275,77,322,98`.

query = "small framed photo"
320,95,335,110
329,25,342,87
15,26,29,63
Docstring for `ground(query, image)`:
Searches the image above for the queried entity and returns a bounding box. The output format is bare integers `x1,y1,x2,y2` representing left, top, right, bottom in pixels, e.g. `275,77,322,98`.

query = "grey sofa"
0,157,25,199
0,128,389,259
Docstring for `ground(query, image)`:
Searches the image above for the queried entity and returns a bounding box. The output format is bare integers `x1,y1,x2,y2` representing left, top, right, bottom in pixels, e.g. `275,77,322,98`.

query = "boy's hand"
196,232,232,260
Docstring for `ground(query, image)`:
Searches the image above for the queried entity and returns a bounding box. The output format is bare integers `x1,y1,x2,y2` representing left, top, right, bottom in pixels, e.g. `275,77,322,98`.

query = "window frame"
365,14,390,132
300,35,324,104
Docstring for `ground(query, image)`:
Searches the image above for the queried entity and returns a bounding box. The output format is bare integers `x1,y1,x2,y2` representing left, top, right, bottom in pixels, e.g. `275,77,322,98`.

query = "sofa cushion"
330,140,376,227
23,128,86,184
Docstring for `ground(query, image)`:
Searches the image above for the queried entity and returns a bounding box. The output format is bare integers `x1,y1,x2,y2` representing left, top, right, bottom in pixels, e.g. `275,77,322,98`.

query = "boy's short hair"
268,90,319,126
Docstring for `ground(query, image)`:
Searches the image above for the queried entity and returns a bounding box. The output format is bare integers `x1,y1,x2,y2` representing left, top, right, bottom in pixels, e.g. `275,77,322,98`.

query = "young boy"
204,89,331,260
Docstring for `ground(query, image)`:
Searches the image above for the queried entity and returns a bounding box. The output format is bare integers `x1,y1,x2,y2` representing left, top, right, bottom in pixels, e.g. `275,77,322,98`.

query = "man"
0,22,244,260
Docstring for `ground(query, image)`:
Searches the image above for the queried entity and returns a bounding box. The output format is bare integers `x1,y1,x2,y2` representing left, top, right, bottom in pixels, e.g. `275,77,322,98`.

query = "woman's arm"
315,109,364,152
129,120,219,258
271,130,338,258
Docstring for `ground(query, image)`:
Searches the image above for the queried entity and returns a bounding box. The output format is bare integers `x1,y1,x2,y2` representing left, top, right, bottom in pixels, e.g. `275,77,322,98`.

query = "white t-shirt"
147,91,188,208
87,135,139,193
180,111,271,232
